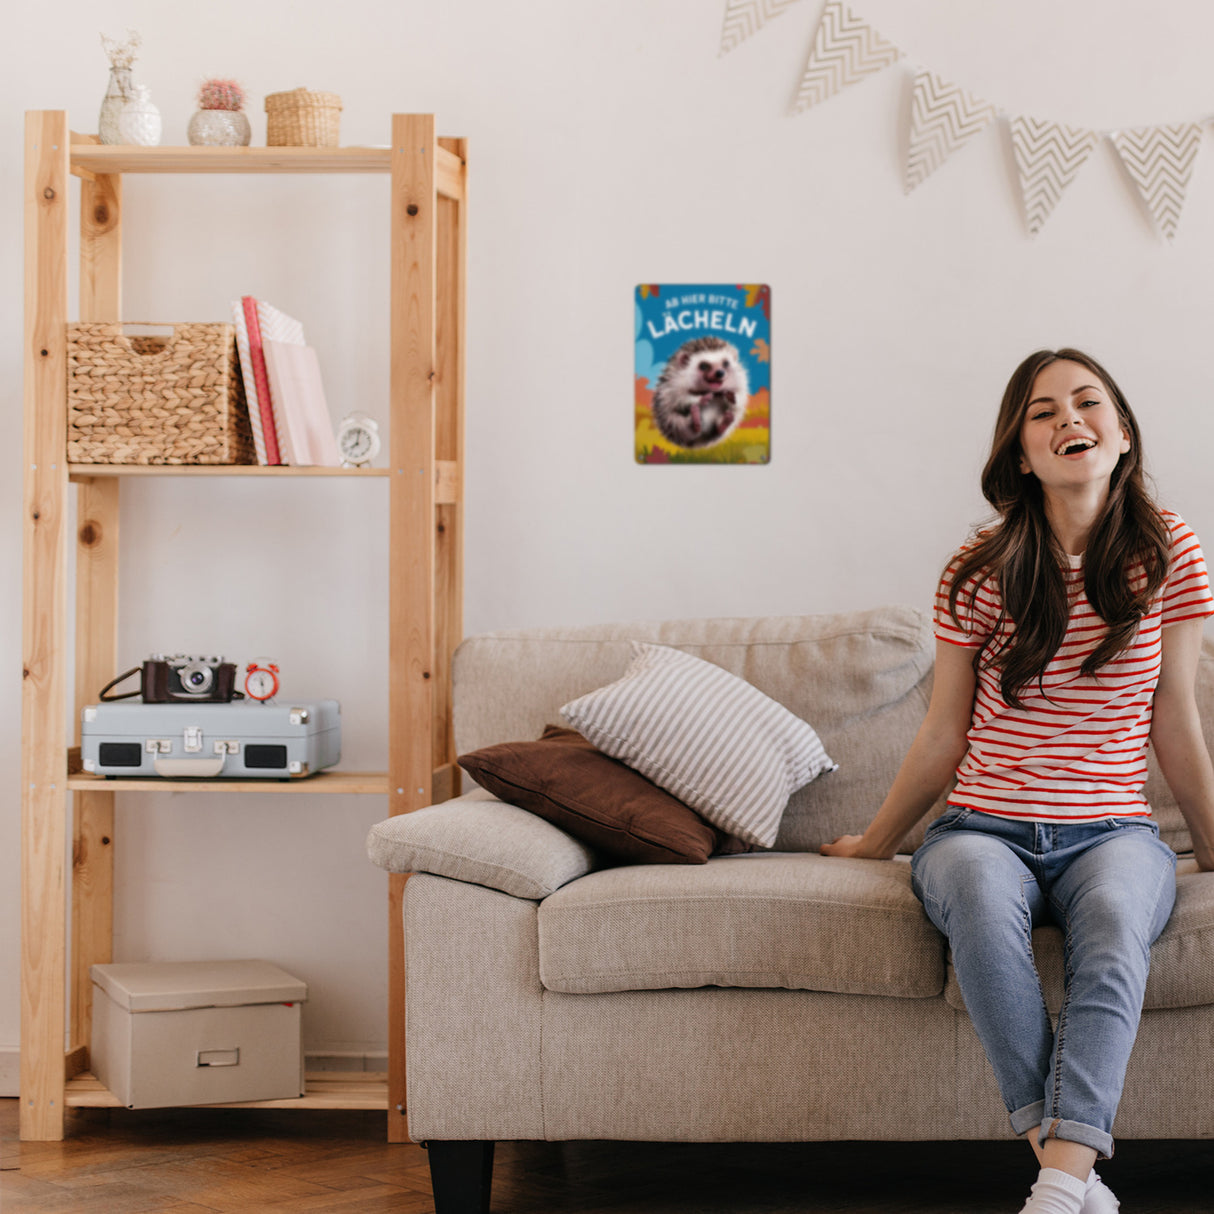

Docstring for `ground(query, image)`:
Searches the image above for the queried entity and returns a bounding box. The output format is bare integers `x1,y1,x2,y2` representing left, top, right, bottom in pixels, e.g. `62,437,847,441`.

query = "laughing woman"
822,349,1214,1214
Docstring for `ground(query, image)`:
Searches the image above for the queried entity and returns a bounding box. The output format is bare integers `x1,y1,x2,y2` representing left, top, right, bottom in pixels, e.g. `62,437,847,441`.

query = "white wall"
4,0,1214,1080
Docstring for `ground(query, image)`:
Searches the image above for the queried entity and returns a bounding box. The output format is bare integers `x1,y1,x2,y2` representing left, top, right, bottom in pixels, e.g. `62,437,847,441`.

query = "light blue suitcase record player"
81,700,341,779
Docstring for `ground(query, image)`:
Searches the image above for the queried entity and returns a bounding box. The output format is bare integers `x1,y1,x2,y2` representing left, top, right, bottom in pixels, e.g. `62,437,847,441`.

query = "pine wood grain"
21,108,71,1143
385,112,441,1145
68,143,465,196
70,177,122,1063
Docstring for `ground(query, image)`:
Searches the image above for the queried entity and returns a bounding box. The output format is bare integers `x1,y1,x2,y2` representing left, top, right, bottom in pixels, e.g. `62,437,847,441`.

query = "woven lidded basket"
67,323,256,465
264,88,342,147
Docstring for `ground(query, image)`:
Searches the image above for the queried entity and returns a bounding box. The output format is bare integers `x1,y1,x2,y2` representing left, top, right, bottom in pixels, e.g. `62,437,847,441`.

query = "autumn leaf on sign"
739,283,771,318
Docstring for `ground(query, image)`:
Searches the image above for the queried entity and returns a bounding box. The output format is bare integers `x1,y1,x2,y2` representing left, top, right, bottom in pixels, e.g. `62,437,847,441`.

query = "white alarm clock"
337,413,381,467
244,660,280,702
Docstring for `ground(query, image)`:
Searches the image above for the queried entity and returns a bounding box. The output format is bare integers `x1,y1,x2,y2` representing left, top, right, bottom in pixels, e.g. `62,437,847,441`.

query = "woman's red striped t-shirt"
935,510,1214,822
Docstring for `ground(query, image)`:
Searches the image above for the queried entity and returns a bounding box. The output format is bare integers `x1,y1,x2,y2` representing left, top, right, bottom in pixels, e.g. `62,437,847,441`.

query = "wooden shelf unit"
21,112,467,1142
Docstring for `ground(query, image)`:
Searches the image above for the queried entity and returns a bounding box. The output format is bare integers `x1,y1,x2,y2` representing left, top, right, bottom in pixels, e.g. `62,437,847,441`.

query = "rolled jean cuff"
1010,1100,1046,1138
1037,1117,1115,1160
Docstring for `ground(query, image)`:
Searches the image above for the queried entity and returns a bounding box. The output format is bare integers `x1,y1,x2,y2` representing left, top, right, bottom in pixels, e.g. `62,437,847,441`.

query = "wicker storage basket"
67,323,256,465
264,88,342,147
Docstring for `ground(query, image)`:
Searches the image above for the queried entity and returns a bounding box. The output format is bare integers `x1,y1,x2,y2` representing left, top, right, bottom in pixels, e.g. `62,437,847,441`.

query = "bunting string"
721,0,1213,240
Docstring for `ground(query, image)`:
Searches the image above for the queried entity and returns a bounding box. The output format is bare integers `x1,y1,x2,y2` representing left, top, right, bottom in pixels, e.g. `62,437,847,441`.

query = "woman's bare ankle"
1040,1136,1098,1182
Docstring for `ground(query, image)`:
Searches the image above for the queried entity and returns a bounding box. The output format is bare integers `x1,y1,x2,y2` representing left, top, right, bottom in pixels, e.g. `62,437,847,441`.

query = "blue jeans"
910,808,1177,1159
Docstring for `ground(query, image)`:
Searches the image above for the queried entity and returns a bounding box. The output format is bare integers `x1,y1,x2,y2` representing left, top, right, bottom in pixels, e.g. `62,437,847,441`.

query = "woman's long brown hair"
948,348,1170,709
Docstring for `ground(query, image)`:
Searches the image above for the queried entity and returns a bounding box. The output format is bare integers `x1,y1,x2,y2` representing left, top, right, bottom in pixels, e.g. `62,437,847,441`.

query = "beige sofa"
366,606,1214,1214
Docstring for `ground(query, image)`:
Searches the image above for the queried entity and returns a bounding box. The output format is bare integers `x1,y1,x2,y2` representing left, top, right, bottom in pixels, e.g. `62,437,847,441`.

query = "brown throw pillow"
458,726,748,864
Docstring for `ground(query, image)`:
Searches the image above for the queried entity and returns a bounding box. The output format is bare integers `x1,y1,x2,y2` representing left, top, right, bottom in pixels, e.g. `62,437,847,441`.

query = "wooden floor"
2,1099,1212,1212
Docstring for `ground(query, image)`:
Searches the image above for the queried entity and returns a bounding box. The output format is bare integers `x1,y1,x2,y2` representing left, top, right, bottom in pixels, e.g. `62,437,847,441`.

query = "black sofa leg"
426,1140,496,1214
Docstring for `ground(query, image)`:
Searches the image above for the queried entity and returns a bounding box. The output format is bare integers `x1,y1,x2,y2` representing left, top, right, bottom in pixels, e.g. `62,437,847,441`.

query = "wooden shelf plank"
69,464,388,480
69,461,459,501
68,142,465,200
65,1071,389,1110
71,145,394,175
67,770,390,794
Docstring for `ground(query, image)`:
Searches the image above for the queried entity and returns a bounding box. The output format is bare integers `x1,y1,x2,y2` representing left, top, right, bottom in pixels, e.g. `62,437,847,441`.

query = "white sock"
1018,1166,1087,1214
1083,1169,1120,1212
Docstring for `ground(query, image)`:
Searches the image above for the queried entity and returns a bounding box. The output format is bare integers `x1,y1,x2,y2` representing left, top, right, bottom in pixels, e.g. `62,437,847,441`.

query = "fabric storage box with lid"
90,960,307,1108
67,322,256,465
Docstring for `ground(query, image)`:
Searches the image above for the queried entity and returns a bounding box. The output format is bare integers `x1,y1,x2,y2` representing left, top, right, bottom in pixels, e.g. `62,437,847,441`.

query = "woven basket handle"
110,323,183,358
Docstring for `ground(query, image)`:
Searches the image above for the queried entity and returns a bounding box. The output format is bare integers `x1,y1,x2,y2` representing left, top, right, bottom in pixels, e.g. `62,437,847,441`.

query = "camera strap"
98,666,144,701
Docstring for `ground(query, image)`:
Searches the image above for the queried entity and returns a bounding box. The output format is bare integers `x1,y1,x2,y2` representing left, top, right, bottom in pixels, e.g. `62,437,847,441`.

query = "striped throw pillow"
560,643,837,848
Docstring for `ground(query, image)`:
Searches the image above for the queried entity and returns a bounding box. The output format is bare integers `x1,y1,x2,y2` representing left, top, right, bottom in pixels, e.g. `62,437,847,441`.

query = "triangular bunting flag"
793,0,902,112
905,70,998,193
1109,123,1202,241
1010,117,1098,236
719,0,803,56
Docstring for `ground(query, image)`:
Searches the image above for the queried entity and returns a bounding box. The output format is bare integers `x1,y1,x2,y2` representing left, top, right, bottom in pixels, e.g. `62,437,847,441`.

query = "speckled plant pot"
187,109,251,147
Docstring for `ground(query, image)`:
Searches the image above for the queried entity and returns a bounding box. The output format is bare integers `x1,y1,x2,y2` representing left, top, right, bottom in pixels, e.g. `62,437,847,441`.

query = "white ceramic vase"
118,85,162,147
187,109,252,147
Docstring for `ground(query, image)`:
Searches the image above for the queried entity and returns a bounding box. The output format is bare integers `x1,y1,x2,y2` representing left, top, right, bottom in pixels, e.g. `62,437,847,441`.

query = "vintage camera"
142,654,239,703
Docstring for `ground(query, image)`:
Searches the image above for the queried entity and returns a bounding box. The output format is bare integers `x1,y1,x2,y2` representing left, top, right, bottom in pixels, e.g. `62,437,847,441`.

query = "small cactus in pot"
188,77,252,146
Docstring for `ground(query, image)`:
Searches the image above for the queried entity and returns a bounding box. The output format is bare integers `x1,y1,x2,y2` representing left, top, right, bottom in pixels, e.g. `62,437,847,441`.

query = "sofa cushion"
560,643,836,848
366,792,596,900
537,853,945,998
458,726,744,864
943,860,1214,1013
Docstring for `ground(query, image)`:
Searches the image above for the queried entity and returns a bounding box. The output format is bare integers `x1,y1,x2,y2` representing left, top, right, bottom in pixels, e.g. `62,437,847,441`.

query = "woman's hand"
820,834,878,859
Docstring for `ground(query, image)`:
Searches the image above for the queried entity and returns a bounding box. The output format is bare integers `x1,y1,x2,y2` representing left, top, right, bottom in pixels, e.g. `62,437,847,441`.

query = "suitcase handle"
153,757,226,778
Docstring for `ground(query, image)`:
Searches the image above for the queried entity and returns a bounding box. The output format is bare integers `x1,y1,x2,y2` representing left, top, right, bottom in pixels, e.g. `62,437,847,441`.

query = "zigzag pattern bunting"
1109,124,1203,242
712,5,1212,238
1010,117,1098,236
905,70,998,192
793,0,902,111
719,0,802,56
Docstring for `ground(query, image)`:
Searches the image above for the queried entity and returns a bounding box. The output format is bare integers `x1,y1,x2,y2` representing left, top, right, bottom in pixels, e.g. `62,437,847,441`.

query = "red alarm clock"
244,660,280,702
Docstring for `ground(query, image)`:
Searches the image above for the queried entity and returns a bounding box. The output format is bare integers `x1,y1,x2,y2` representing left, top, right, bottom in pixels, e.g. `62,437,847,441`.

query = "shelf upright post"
70,137,124,1069
433,136,467,803
387,113,438,1142
21,110,71,1142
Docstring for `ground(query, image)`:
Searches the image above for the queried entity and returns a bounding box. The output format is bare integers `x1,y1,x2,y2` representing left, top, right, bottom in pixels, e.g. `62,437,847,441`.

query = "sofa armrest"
366,790,598,900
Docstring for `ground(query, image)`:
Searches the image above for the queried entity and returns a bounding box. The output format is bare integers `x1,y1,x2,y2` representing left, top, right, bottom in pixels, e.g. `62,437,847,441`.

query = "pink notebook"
262,341,340,467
